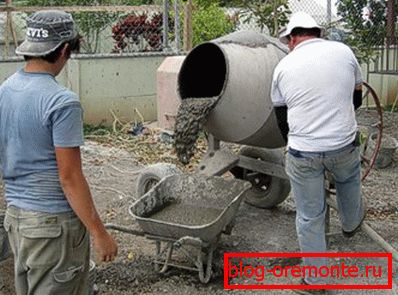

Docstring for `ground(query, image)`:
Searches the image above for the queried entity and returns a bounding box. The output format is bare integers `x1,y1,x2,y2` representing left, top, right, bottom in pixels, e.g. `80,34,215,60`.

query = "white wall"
1,54,397,128
0,55,167,125
363,66,398,107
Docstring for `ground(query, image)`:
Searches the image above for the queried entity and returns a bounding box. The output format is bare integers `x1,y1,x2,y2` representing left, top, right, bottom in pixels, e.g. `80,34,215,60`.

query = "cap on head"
279,11,324,44
16,10,78,57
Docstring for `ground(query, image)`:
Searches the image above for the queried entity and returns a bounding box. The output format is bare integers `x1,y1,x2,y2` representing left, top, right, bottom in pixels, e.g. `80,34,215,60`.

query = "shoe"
342,200,367,238
291,279,329,295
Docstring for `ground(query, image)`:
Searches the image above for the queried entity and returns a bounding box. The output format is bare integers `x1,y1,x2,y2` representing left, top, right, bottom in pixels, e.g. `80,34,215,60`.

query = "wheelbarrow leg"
154,241,161,272
197,243,216,283
223,219,235,235
155,241,174,273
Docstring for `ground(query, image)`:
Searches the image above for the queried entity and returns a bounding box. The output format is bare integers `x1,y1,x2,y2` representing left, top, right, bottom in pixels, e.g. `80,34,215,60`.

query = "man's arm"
271,67,289,144
56,147,118,262
353,84,363,110
274,105,289,144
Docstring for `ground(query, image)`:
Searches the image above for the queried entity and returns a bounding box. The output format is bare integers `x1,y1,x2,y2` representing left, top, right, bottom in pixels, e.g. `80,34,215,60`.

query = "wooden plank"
362,223,398,262
0,5,162,13
327,197,398,262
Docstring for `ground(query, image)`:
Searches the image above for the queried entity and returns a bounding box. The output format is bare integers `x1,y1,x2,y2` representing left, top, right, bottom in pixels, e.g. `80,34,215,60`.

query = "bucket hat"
279,11,324,44
16,10,78,56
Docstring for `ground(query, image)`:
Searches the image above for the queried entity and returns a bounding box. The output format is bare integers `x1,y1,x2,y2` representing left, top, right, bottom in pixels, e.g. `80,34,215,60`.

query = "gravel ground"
0,110,398,295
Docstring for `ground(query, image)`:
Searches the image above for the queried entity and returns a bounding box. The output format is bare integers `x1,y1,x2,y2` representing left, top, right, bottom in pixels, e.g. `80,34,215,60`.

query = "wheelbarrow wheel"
230,147,290,209
136,163,181,197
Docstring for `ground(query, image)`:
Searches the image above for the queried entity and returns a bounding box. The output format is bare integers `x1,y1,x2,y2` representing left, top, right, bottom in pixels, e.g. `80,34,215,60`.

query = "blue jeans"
286,143,364,284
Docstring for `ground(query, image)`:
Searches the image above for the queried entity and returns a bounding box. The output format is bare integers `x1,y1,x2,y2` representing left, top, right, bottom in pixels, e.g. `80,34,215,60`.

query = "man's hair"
290,27,321,38
24,36,81,63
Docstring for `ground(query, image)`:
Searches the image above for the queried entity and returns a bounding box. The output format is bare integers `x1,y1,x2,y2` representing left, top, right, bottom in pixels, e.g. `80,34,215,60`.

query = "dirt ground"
1,110,398,295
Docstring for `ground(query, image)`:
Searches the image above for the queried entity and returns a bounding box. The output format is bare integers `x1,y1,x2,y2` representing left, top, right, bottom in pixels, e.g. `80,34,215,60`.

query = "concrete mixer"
176,31,291,208
135,31,398,263
136,31,291,209
141,30,384,209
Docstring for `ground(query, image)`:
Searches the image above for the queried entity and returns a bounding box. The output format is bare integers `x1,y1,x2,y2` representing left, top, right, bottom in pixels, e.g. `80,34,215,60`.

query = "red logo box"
224,252,392,290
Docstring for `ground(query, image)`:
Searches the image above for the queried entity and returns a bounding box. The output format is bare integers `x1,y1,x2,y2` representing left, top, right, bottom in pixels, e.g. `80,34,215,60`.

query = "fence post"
386,0,396,46
4,0,11,57
174,0,180,54
326,0,332,25
183,0,193,52
162,0,170,52
3,0,18,58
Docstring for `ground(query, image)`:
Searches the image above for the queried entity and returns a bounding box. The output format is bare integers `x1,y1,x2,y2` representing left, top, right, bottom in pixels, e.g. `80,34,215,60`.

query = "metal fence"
227,0,396,73
0,0,397,75
0,1,182,59
368,46,398,75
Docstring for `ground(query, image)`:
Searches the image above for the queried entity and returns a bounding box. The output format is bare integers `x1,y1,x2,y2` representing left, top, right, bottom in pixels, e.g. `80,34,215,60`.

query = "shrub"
337,0,398,63
112,12,166,52
191,1,236,47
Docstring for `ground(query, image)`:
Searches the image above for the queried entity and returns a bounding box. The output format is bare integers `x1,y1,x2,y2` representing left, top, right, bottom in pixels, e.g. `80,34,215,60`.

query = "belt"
288,141,356,158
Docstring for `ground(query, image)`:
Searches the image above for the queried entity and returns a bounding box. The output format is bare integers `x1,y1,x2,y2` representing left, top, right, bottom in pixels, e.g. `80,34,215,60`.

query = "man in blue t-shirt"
0,10,118,295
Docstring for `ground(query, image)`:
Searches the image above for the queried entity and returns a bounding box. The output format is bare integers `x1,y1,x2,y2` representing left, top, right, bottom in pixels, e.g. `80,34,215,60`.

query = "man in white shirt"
271,12,365,294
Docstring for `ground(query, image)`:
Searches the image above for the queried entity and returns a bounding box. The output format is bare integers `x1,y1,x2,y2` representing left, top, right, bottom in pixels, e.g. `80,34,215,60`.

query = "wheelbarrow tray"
129,174,251,243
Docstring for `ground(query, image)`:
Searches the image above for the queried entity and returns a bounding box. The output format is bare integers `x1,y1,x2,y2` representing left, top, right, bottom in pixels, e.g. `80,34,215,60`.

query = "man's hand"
55,147,119,263
92,230,118,262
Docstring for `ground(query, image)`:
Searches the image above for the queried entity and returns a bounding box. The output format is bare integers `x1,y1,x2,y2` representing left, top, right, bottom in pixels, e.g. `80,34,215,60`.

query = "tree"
173,0,236,48
190,0,236,47
220,0,291,37
337,0,398,63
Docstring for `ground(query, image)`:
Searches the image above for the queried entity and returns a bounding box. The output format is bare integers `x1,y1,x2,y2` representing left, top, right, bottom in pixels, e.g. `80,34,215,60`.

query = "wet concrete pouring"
0,110,397,294
174,97,219,165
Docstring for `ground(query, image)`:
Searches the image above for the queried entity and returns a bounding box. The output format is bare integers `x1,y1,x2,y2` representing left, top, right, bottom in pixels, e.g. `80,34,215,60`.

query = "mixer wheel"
231,147,290,209
135,163,181,197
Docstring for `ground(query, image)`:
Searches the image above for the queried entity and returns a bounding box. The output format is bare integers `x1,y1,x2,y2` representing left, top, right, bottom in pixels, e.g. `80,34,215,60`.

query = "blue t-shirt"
0,69,84,213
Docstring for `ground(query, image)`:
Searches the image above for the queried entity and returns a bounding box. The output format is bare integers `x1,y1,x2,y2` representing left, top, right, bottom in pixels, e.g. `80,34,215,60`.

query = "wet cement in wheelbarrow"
149,203,222,226
174,97,219,165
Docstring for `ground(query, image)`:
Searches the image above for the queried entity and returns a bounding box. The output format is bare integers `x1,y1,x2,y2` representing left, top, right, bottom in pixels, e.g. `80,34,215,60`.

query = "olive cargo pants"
4,206,90,295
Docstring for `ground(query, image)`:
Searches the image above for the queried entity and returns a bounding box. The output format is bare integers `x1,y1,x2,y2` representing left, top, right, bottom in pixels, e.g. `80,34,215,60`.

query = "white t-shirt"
271,38,363,152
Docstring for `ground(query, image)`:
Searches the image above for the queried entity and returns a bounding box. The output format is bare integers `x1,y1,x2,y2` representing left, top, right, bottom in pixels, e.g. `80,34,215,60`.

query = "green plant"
337,0,398,64
83,123,112,135
112,12,167,52
25,0,125,53
223,0,290,37
191,1,236,47
120,0,158,4
384,105,398,113
192,0,219,8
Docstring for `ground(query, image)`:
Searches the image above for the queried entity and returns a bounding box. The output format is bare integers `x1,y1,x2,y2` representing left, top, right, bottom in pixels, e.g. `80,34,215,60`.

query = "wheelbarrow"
106,174,251,283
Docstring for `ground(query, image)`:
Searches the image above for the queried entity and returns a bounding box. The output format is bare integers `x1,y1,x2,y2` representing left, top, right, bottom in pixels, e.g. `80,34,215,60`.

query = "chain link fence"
0,0,396,74
0,1,182,59
222,0,396,73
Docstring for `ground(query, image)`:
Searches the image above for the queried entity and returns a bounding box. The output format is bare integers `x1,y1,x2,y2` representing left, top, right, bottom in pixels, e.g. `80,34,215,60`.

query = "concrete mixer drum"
177,31,291,208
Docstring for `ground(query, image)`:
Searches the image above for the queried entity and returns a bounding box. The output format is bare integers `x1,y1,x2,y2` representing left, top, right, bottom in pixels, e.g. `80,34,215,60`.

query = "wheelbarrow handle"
105,223,145,236
174,236,204,248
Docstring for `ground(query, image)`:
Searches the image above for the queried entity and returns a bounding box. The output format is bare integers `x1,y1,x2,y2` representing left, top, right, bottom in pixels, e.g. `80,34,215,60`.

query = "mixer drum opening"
178,43,227,99
176,31,287,148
